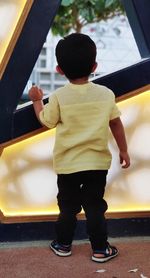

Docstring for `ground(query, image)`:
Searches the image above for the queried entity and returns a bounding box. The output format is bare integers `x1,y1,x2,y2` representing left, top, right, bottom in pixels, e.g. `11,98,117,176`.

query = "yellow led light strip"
0,0,34,79
116,84,150,102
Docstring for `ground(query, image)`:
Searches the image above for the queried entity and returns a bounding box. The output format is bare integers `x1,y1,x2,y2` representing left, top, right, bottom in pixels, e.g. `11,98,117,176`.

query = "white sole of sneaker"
92,251,118,263
50,244,72,257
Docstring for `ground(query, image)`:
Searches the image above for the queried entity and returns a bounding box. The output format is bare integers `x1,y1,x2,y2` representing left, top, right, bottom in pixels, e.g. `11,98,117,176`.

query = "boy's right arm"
28,86,45,125
109,117,130,168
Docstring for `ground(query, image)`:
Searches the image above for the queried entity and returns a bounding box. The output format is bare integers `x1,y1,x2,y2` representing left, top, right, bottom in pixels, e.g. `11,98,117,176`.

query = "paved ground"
0,237,149,278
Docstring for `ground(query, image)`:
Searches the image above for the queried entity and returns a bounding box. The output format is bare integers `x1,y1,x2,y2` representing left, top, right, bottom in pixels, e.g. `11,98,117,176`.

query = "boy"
29,33,130,263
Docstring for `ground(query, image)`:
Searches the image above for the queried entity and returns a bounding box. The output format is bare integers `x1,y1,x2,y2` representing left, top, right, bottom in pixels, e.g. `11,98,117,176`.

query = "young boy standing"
29,33,130,263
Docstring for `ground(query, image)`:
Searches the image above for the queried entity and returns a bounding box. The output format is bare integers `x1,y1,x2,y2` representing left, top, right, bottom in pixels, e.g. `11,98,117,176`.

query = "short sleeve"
39,94,60,128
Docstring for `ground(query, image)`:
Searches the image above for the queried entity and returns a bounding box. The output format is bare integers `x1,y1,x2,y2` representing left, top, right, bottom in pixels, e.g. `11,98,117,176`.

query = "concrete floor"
0,237,150,278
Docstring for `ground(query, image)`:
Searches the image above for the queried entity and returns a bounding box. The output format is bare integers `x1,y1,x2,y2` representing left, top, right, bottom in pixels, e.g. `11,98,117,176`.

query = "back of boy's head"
55,33,97,80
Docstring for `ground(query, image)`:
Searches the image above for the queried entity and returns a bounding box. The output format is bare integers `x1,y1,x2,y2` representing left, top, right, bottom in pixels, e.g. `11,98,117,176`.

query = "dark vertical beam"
0,0,61,144
122,0,150,58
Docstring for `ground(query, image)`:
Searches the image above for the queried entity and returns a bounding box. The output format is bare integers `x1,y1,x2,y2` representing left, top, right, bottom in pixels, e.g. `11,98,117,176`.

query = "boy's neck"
69,77,89,85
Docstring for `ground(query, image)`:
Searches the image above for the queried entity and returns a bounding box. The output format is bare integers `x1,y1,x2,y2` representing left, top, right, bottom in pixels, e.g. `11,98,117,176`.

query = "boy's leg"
55,173,82,245
81,170,108,251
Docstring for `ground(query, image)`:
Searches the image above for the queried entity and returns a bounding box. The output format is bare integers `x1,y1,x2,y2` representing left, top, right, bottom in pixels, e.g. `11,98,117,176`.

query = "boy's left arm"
109,117,130,168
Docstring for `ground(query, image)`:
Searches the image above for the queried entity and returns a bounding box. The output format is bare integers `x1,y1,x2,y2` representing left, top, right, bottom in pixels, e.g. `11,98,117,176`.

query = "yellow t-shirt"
39,82,121,174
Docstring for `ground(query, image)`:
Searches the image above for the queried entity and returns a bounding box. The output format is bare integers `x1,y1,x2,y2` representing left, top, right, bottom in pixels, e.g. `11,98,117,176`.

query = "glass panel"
86,15,141,76
19,13,141,106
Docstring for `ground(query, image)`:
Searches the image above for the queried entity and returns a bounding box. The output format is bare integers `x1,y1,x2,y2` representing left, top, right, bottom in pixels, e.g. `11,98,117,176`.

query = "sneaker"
50,240,72,257
92,243,118,263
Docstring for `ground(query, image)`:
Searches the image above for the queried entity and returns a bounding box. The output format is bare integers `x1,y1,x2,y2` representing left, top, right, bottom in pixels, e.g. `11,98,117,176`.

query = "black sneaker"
92,244,118,263
50,240,72,257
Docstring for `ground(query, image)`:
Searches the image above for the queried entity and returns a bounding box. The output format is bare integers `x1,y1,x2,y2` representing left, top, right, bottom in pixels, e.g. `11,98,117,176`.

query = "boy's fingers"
120,156,123,164
28,86,43,101
121,160,130,168
119,152,130,169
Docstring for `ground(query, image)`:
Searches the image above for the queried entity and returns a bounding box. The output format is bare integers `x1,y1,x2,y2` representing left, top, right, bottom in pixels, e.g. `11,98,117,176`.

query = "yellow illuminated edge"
116,84,150,102
1,209,150,223
0,85,150,222
0,0,34,79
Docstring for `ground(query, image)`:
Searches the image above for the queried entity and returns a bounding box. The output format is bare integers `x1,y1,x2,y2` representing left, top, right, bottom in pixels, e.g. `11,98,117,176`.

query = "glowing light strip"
0,0,33,78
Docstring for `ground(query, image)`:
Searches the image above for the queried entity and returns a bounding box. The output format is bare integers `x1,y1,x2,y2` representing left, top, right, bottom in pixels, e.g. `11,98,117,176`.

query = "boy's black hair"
55,33,97,80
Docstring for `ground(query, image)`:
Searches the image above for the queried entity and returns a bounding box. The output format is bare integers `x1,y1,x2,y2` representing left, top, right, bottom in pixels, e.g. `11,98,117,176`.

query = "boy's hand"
119,151,130,168
28,86,43,102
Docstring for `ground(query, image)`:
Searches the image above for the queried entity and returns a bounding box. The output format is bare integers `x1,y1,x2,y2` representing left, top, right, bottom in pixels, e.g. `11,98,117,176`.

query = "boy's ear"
92,62,98,73
56,65,64,75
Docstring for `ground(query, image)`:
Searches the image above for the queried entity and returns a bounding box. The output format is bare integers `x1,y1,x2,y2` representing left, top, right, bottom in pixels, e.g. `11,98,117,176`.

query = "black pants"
55,170,108,251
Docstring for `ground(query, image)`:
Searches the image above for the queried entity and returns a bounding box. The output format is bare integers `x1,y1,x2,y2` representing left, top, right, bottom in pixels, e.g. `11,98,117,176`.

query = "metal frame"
122,0,150,58
0,0,150,144
0,0,61,144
